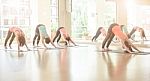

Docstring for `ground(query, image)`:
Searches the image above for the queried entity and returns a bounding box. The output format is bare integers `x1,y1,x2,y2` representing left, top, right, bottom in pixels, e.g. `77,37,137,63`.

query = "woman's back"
38,25,49,38
9,27,24,37
112,26,128,40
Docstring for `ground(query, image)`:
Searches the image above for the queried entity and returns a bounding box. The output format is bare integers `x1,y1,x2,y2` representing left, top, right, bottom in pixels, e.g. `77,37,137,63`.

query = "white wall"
58,0,71,34
136,0,150,5
38,0,51,35
116,0,127,25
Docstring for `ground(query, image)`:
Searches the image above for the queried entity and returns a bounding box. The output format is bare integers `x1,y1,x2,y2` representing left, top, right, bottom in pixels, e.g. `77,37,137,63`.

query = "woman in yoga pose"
53,27,77,46
112,24,141,53
128,26,147,41
4,27,30,51
92,27,106,42
101,23,116,52
33,24,56,48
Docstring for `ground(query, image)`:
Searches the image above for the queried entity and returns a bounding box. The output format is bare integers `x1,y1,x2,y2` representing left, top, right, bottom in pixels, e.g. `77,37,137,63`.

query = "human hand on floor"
9,45,12,49
27,48,31,51
137,51,143,53
101,48,107,52
4,46,7,49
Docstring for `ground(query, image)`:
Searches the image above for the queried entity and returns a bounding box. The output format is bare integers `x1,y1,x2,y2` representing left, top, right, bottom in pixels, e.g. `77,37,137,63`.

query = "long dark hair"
18,36,26,47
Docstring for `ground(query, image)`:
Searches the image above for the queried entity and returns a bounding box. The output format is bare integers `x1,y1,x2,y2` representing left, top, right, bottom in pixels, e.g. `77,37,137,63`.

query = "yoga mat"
37,47,65,50
96,50,150,55
0,48,38,52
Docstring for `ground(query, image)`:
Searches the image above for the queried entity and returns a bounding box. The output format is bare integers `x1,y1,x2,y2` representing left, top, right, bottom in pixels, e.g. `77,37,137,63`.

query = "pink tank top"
112,26,128,40
9,27,24,37
60,28,69,38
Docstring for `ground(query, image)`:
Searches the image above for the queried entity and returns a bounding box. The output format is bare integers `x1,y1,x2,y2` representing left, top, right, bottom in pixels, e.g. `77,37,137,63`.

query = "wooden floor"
0,41,150,81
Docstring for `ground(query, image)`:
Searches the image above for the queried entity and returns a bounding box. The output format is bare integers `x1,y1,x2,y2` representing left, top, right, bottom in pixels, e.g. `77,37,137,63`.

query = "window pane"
127,4,150,40
71,0,116,40
0,0,31,42
50,0,58,33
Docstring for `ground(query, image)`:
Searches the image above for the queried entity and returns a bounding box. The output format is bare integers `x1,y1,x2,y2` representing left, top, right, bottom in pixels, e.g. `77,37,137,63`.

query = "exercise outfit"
4,27,24,47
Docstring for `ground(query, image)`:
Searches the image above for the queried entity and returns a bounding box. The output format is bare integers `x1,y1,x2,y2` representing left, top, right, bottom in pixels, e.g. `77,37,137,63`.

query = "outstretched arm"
50,39,57,48
127,40,141,52
42,37,47,48
121,40,132,53
25,43,30,51
69,38,77,46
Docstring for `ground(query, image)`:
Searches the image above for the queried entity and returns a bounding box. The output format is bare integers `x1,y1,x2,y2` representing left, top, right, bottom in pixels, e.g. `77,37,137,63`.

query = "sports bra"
59,28,69,37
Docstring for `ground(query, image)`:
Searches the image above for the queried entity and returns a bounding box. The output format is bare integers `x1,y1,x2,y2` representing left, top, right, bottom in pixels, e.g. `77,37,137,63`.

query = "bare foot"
105,48,112,51
101,48,107,52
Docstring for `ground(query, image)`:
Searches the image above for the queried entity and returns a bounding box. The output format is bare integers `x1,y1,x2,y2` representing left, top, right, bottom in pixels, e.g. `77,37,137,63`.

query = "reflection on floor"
0,41,150,81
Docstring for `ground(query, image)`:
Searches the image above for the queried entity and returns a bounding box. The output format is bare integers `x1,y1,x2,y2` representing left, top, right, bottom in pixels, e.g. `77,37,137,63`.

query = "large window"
127,0,150,40
0,0,31,42
71,0,116,40
71,0,94,39
50,0,58,33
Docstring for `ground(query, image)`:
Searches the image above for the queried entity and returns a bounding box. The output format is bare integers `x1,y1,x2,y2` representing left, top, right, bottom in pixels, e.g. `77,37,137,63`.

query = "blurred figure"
101,23,116,52
33,24,56,48
92,27,106,42
4,27,30,51
112,24,141,53
53,27,77,46
128,26,147,41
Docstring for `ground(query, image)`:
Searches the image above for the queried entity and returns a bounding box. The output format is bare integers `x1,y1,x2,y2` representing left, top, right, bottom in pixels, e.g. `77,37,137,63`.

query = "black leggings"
101,23,117,48
33,34,40,46
4,31,15,47
102,33,114,48
53,30,61,43
53,27,64,43
141,29,146,38
33,26,40,46
128,28,136,38
92,31,101,42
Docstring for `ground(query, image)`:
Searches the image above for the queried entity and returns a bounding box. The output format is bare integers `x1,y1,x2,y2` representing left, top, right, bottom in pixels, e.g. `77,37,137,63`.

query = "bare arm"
25,43,30,51
42,37,47,48
120,40,132,53
127,40,141,52
50,39,56,48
